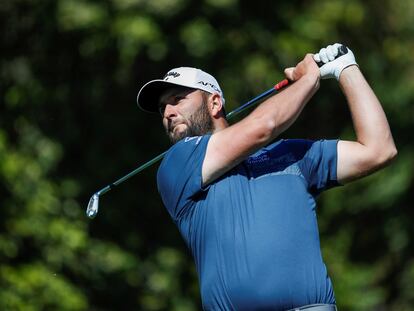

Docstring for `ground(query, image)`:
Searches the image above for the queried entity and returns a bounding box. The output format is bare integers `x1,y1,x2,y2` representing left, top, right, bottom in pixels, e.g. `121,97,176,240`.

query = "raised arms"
202,44,397,186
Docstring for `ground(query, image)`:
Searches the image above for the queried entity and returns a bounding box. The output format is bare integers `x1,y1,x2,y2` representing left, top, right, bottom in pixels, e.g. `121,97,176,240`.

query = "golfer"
136,44,396,311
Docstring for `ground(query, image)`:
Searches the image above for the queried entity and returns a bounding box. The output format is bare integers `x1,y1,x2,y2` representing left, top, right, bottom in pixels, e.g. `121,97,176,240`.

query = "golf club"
86,45,348,219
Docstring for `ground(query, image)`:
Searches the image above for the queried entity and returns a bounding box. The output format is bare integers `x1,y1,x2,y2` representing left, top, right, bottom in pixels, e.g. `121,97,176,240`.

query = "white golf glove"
313,43,358,80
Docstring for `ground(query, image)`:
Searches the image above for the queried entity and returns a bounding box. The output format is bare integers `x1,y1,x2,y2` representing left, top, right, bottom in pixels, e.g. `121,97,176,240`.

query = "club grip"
315,44,348,67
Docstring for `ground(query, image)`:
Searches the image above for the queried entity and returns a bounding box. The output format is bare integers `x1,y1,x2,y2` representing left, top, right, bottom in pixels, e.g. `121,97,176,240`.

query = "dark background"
1,0,413,310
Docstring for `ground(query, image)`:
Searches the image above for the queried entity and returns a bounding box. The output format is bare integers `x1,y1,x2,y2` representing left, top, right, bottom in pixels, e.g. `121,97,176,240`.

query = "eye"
174,95,185,102
158,104,166,116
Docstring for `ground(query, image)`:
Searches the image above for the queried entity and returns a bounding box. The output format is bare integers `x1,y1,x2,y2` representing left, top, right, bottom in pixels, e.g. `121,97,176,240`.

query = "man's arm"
336,66,397,184
202,54,320,186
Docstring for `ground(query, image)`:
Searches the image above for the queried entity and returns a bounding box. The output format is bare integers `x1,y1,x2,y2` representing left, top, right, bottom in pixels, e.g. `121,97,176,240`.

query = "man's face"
159,87,214,144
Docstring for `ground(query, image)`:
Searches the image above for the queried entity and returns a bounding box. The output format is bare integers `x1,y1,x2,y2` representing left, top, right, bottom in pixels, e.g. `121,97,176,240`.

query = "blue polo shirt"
157,135,339,310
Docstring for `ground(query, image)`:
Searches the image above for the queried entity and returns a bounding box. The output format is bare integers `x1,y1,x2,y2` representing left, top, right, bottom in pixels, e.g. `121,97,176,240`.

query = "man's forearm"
250,73,319,140
243,54,320,145
338,65,397,177
339,66,396,155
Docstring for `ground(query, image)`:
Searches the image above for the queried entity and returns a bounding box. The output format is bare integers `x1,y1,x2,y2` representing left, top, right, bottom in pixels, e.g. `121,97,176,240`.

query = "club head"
86,193,100,219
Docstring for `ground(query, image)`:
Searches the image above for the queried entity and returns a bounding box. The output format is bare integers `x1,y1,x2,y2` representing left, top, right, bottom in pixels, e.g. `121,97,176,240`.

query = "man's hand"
284,54,321,85
314,43,358,80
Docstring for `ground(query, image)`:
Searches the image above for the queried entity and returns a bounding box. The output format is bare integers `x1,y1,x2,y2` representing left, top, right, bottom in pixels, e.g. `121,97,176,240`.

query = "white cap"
137,67,225,113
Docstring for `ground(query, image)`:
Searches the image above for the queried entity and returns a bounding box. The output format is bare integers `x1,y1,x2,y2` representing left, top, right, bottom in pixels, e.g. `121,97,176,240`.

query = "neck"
212,118,229,133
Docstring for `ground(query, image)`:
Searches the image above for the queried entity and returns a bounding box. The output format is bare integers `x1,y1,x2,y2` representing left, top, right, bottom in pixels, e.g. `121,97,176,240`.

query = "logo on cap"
198,81,221,94
163,71,180,81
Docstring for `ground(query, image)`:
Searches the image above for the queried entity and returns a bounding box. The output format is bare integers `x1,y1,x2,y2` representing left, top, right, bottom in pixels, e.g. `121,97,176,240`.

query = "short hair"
200,90,227,120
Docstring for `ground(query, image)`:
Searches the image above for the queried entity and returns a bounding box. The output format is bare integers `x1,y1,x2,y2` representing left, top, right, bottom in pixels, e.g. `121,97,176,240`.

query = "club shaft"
96,151,167,196
87,44,349,219
226,79,289,119
94,79,290,196
92,44,348,195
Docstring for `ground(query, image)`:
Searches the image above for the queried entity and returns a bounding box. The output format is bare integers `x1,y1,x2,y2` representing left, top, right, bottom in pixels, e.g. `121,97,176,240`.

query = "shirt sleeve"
290,139,340,195
157,135,210,221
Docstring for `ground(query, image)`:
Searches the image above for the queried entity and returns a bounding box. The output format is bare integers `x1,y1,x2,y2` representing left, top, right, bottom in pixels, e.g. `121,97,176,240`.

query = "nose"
163,103,177,119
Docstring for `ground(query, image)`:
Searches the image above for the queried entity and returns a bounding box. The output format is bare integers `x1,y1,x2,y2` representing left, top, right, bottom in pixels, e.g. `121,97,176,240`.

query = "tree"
1,0,413,309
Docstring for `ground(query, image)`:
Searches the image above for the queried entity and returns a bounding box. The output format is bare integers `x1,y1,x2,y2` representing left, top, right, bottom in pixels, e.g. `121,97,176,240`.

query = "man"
136,44,397,310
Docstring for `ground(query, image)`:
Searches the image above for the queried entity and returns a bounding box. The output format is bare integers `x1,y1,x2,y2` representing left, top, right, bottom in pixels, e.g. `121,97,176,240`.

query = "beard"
166,101,214,144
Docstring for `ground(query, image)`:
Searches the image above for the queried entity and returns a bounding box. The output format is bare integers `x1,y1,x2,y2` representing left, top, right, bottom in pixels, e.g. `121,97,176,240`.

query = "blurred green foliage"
0,0,413,310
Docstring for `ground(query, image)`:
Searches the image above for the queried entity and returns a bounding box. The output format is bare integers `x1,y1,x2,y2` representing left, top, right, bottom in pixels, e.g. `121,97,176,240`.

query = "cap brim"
137,80,196,113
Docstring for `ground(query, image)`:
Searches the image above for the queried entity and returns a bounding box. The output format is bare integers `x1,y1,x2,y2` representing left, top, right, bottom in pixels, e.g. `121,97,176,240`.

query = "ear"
208,93,224,118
